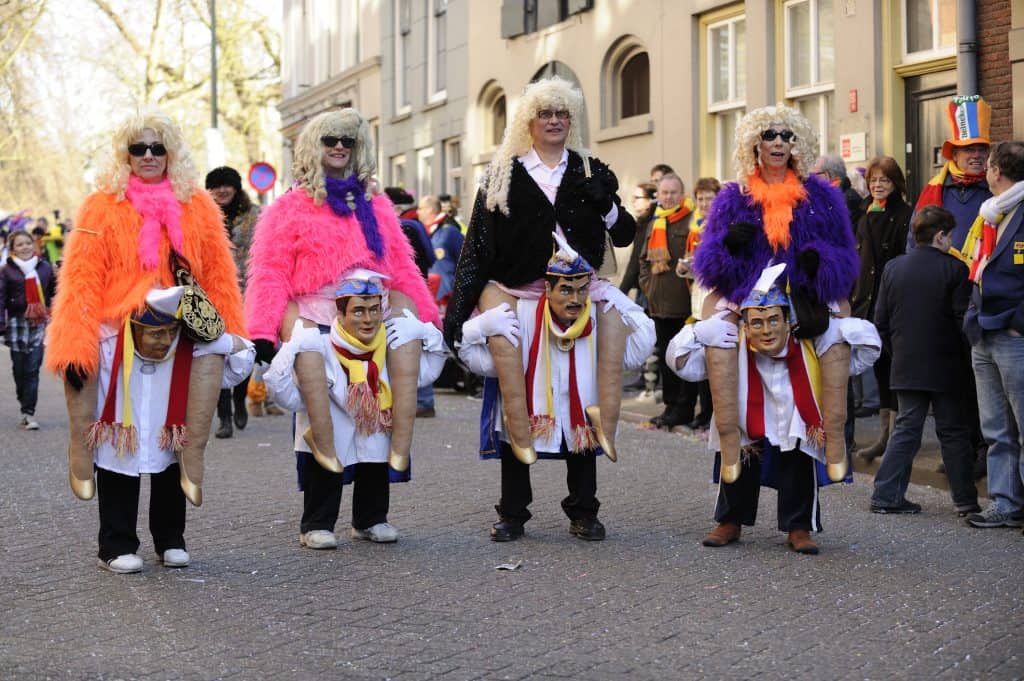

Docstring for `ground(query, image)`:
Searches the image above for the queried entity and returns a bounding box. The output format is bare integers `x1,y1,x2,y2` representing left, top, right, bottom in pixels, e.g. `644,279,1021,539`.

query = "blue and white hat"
740,263,789,310
334,268,390,299
546,232,594,278
132,287,184,326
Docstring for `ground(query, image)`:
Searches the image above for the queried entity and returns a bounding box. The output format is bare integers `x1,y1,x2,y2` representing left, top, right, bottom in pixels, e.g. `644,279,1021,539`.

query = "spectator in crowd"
206,166,261,439
439,193,467,234
962,140,1024,529
914,96,992,252
385,186,435,278
0,229,55,430
850,157,913,462
639,172,696,429
811,154,863,234
620,181,658,393
869,206,978,515
650,163,674,186
675,176,722,429
414,194,465,418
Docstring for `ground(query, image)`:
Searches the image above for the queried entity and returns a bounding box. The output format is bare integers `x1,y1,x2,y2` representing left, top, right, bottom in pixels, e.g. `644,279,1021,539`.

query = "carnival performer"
245,109,438,476
445,76,637,464
89,287,253,573
46,109,247,508
265,270,445,549
668,264,879,554
692,106,859,484
459,234,654,542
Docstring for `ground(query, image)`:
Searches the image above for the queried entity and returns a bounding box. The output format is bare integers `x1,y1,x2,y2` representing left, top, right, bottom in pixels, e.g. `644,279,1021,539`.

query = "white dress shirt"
517,147,620,231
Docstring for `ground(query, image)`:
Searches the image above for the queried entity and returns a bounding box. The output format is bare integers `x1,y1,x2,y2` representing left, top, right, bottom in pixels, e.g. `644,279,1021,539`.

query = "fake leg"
295,352,343,474
480,284,536,465
65,376,99,500
386,291,421,472
819,341,851,482
587,305,630,462
179,353,224,506
701,291,741,483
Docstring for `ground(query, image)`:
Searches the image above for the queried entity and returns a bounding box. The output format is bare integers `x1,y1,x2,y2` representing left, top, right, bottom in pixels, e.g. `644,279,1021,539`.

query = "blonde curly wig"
731,105,818,187
484,76,587,215
292,108,376,205
95,108,200,202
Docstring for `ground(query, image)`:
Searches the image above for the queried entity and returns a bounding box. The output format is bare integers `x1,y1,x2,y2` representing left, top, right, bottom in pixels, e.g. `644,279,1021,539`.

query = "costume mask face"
338,295,383,344
743,306,790,355
545,275,590,326
132,322,179,360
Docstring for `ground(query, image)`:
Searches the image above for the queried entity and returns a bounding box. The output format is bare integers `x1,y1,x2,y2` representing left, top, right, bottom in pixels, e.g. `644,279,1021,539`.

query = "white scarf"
11,255,39,278
979,180,1024,223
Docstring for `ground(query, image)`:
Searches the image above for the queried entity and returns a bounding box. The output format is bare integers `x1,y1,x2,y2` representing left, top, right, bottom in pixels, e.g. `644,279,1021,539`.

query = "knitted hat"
942,95,992,160
205,166,243,190
383,186,415,208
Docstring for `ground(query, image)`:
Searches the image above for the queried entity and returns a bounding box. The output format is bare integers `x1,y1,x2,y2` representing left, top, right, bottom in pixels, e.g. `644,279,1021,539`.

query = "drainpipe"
957,0,977,95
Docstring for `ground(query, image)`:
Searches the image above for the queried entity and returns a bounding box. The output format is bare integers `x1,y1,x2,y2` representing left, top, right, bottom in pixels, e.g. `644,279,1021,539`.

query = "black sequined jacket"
444,150,635,346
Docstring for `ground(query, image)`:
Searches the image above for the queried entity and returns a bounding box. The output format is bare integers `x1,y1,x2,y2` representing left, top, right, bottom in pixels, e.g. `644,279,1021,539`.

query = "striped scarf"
331,319,393,435
914,161,986,214
646,199,693,274
961,180,1024,283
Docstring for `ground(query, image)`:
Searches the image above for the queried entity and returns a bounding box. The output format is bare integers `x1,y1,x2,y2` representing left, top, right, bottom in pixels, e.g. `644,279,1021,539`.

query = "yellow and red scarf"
744,335,824,447
524,294,596,452
646,198,694,274
22,270,47,324
88,319,193,456
331,319,393,435
746,169,807,251
915,161,986,213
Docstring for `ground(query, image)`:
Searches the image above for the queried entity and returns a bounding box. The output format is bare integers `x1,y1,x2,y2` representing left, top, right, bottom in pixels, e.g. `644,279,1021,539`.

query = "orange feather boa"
746,169,808,251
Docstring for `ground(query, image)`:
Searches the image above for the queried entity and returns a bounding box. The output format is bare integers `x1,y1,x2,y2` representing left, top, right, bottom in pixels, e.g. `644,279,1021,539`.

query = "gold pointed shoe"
389,448,409,472
585,405,617,462
720,461,741,484
501,415,536,465
826,459,848,483
719,438,741,484
302,427,343,474
68,458,95,501
179,467,203,507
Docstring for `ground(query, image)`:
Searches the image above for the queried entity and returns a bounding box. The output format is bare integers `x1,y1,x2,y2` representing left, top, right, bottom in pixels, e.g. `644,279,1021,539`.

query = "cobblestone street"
2,371,1022,680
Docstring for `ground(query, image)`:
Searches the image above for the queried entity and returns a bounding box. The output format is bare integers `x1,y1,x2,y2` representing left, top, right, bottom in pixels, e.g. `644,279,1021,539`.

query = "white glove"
476,302,521,348
385,309,429,349
694,310,738,349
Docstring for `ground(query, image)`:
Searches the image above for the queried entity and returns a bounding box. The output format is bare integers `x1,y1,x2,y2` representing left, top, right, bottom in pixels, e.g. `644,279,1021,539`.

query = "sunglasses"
537,109,571,121
760,129,796,143
127,142,167,157
321,135,356,149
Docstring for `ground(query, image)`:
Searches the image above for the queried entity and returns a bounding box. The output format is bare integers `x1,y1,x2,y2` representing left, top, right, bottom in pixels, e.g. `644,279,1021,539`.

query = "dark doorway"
904,71,956,201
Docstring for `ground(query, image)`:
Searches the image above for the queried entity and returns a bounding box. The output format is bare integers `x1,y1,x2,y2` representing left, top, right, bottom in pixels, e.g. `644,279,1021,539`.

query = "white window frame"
783,0,834,99
391,153,407,189
417,147,434,199
713,108,745,181
394,0,412,115
706,15,746,113
426,0,448,103
794,92,831,157
335,0,359,74
901,0,957,63
444,138,462,198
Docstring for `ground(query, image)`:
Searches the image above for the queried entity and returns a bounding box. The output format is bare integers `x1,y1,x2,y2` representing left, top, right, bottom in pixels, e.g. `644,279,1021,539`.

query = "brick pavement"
1,371,1022,680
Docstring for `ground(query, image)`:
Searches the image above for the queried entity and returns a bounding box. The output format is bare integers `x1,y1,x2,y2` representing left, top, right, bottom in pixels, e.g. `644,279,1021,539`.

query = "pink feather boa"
125,176,183,270
245,189,439,341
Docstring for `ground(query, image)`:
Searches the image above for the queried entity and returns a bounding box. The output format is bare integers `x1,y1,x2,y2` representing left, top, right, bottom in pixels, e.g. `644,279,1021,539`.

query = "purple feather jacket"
692,175,859,305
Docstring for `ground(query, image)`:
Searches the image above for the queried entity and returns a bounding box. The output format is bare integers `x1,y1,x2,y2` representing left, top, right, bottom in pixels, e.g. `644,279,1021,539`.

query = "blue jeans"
871,390,977,509
972,330,1024,513
10,345,43,416
417,384,434,410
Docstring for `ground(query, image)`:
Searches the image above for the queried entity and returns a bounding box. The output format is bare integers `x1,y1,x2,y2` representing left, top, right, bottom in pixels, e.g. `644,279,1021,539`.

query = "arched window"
477,80,507,151
601,36,650,127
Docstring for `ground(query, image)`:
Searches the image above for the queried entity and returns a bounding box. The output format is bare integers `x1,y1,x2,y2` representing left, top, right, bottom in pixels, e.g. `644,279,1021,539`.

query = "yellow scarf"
646,198,694,274
332,319,393,434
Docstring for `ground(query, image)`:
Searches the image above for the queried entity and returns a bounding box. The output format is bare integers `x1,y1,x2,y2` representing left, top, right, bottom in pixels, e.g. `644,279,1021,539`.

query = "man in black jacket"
869,206,979,515
445,76,635,467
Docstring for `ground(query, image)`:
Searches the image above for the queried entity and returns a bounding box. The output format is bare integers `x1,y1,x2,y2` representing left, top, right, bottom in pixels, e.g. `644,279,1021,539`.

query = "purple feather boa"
692,175,859,304
325,175,384,258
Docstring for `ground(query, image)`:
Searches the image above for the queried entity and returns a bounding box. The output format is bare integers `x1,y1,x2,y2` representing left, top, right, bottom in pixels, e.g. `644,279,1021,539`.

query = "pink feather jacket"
245,188,439,342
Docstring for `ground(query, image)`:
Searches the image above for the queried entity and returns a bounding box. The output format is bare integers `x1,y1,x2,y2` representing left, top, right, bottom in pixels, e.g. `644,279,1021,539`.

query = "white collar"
518,147,568,172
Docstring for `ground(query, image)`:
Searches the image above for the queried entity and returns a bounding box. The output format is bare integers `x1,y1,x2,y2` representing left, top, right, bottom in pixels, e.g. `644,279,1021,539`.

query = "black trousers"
217,376,251,419
653,316,688,409
713,450,821,532
496,442,599,524
96,464,186,561
301,456,390,533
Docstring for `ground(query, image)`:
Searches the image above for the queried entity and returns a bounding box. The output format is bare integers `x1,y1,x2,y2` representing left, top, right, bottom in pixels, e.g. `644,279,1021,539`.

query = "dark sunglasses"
760,129,796,143
321,135,356,149
127,142,167,157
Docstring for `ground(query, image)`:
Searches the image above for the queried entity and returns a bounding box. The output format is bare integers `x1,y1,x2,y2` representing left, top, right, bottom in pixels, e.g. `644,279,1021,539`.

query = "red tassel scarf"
745,335,824,447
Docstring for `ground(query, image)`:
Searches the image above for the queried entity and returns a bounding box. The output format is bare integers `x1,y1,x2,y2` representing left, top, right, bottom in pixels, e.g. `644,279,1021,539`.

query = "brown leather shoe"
786,529,819,555
701,522,741,547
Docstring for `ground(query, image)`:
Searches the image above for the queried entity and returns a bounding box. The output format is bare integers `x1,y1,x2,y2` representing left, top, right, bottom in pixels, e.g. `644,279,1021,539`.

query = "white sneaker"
350,522,399,543
99,553,143,574
161,548,190,567
299,530,338,550
21,415,39,430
